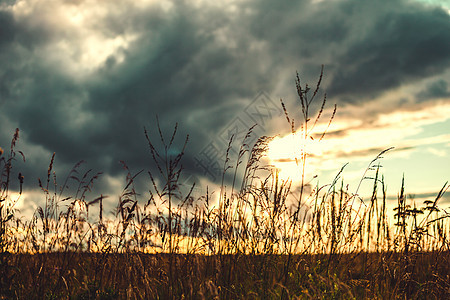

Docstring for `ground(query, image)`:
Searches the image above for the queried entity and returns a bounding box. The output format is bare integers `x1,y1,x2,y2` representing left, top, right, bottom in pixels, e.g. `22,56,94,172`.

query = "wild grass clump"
0,69,449,299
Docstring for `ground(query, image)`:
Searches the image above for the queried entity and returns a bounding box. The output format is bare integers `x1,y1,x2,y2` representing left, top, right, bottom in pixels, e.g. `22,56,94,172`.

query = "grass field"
1,72,449,299
2,251,450,299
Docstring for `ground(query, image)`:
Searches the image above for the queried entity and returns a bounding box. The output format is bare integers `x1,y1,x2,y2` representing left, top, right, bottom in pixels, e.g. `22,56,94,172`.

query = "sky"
0,0,449,218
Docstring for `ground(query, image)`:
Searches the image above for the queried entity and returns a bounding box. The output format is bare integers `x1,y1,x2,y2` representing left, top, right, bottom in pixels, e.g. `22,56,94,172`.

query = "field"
1,74,449,299
2,251,450,299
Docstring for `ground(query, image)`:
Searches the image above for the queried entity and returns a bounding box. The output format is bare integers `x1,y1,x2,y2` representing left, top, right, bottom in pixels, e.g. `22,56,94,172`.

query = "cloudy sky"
0,0,449,217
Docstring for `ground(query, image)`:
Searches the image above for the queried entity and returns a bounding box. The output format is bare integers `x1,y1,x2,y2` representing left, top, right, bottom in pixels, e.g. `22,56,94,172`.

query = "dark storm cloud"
328,3,450,101
243,0,450,104
0,10,14,47
0,10,20,105
0,0,449,200
416,79,450,101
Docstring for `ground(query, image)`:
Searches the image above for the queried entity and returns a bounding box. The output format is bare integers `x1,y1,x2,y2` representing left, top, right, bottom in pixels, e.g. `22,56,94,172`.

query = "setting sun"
267,131,324,184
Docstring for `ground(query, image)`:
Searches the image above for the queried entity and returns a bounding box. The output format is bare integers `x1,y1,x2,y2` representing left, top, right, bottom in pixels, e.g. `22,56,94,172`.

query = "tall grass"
0,70,449,299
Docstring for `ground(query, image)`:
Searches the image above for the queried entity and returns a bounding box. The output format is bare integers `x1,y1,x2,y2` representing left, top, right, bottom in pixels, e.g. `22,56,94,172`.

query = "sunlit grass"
1,70,449,299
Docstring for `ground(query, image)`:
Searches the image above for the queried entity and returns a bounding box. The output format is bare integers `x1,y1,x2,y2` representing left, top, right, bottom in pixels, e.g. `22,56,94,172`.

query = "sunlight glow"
267,132,324,183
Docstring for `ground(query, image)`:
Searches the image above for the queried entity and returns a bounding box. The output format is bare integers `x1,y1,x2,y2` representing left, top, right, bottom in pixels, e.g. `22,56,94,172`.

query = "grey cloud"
0,10,15,47
332,146,413,159
312,129,347,139
386,190,450,205
243,0,450,104
327,2,450,101
416,79,450,101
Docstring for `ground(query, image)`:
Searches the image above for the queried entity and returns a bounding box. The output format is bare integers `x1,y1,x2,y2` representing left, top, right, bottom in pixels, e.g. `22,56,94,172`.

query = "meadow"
1,71,449,299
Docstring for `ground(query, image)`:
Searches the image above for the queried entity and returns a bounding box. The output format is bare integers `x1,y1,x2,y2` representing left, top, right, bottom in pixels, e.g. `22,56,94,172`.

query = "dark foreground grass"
2,251,449,299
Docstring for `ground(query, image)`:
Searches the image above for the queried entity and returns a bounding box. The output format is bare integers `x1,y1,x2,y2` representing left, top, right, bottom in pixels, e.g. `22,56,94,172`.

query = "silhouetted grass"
1,70,449,299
